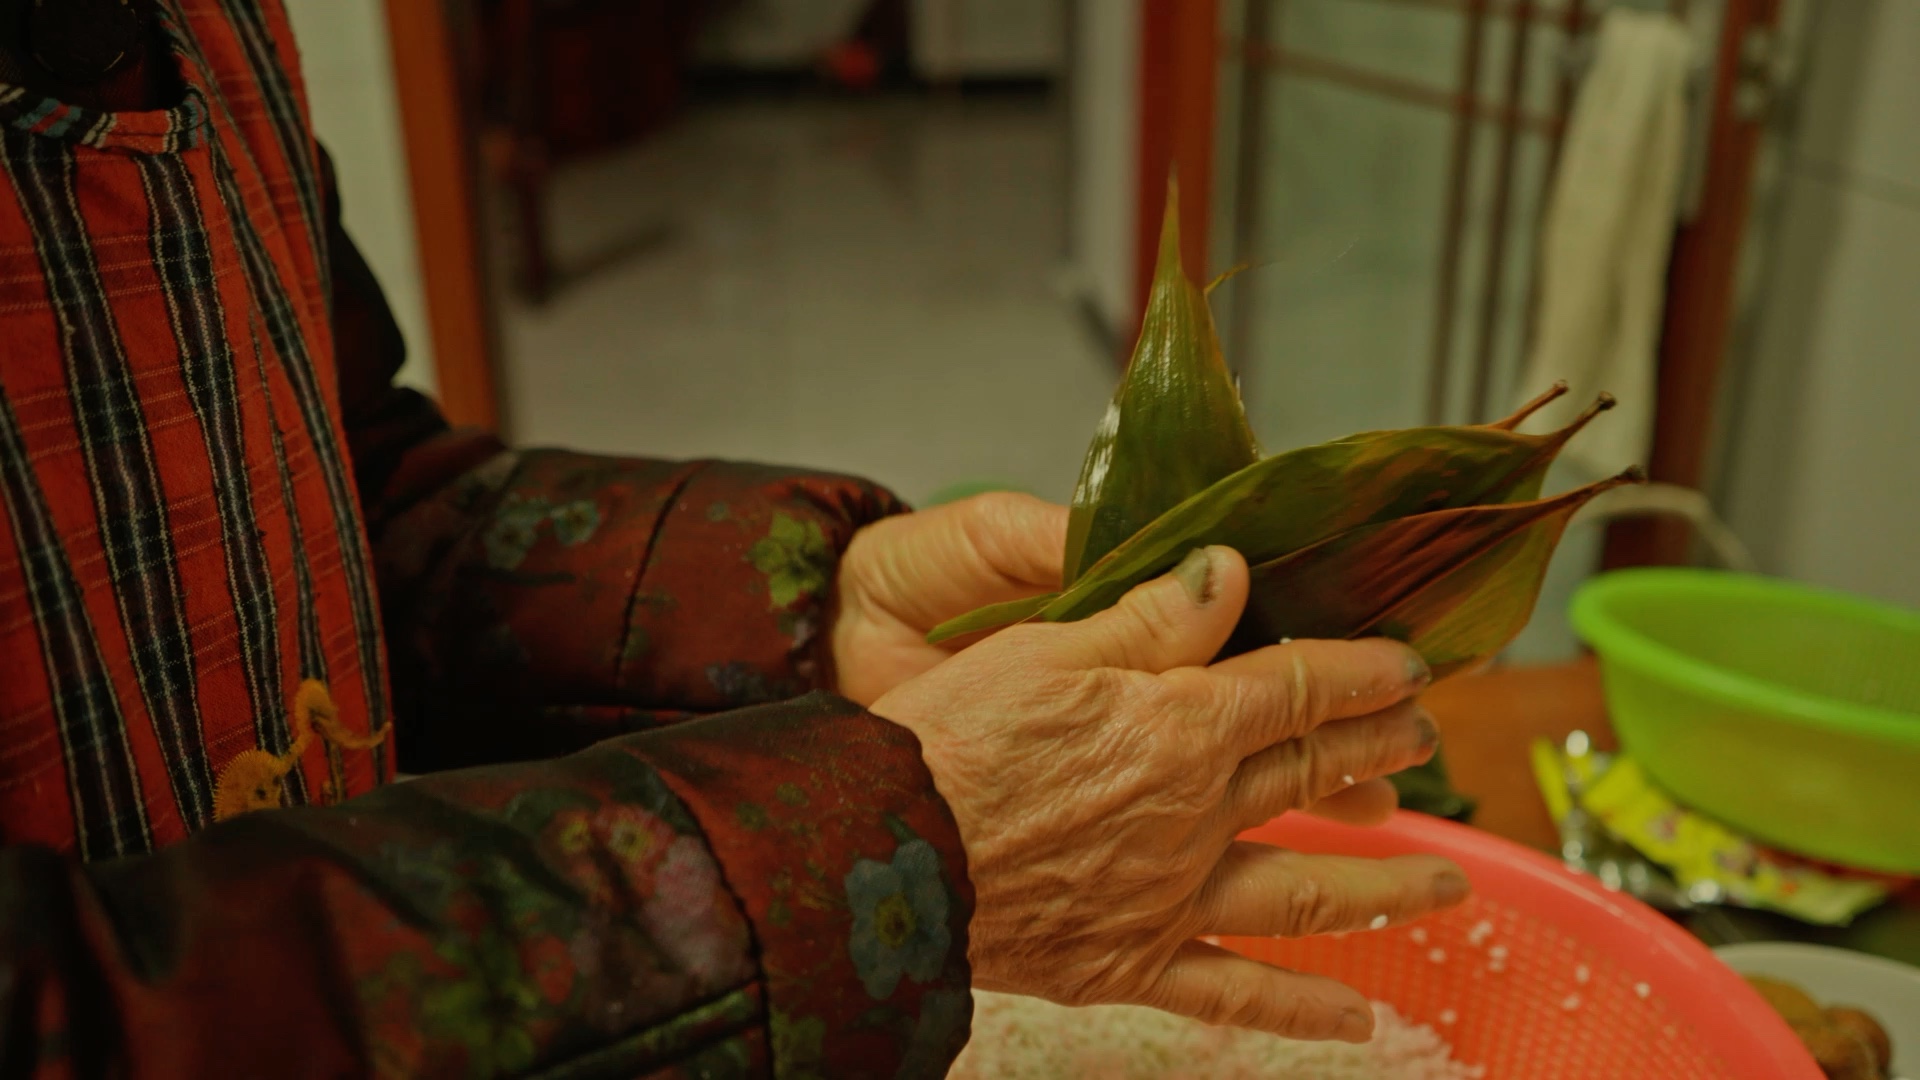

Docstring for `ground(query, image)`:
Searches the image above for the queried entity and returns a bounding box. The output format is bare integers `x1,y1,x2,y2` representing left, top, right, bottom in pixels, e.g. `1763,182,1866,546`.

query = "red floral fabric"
0,697,973,1078
0,2,973,1076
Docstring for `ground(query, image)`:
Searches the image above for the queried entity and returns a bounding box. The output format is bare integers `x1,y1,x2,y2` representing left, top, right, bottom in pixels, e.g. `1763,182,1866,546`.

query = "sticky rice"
951,990,1483,1080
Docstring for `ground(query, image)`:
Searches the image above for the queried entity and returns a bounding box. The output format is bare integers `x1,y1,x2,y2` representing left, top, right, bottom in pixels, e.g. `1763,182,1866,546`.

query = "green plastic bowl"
1570,569,1920,874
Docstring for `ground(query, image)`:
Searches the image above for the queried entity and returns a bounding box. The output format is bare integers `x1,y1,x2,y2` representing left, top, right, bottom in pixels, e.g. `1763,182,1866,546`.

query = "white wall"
1719,0,1920,609
698,0,1063,75
910,0,1065,79
1066,0,1141,338
697,0,869,66
283,0,438,394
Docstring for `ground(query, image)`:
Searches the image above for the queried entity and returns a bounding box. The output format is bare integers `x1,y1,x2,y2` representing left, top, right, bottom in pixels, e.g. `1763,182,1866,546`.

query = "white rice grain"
952,992,1482,1080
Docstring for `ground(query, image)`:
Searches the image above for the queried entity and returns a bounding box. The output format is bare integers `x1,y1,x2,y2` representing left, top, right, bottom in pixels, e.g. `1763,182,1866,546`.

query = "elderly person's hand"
870,544,1470,1042
832,492,1406,826
831,492,1067,708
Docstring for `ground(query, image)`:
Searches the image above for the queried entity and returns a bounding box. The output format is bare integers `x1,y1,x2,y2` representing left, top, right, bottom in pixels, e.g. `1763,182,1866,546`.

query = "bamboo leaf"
1062,176,1259,584
925,592,1058,645
1227,468,1643,670
1041,396,1613,624
927,397,1617,643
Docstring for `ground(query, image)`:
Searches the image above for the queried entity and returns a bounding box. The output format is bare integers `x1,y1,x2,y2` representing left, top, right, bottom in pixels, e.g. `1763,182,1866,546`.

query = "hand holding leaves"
930,180,1640,678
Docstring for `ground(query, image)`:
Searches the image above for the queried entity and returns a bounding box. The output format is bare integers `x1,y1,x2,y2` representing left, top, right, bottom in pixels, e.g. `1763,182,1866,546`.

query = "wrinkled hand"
871,546,1471,1042
831,492,1068,708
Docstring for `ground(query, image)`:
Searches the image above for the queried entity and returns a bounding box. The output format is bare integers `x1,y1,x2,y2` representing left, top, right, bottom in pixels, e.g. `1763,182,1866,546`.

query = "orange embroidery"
298,678,391,750
212,680,392,821
211,690,315,821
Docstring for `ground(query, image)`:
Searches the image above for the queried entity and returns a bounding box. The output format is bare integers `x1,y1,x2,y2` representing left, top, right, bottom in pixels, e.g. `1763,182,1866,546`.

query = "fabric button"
28,0,142,85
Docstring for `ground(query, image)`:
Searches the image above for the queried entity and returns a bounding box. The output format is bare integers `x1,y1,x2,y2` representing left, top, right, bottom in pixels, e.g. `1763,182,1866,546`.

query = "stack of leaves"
929,181,1641,682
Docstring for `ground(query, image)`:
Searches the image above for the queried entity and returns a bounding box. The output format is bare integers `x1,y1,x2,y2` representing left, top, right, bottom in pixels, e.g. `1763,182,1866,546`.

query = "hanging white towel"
1513,9,1696,478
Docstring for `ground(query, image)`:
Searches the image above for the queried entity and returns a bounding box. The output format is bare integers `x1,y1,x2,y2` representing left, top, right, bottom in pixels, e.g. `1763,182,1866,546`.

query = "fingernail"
1172,547,1217,605
1337,1007,1374,1043
1434,871,1471,906
1405,649,1432,689
1414,710,1440,755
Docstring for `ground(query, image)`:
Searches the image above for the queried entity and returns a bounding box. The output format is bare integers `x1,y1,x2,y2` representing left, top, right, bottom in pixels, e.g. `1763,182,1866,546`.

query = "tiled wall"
1719,0,1920,608
1225,0,1574,448
283,0,436,393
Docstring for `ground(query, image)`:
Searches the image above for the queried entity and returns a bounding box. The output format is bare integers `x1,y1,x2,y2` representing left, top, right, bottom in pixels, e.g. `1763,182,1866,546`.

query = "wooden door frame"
1604,0,1784,568
1132,0,1220,337
383,0,503,433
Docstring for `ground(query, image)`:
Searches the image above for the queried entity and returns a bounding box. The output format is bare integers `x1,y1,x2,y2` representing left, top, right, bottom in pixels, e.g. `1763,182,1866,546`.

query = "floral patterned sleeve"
368,444,908,772
313,154,974,1077
0,693,975,1078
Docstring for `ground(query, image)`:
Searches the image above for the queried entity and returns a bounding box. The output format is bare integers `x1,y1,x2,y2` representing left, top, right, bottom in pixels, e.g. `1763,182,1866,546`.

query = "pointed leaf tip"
1490,381,1571,431
1062,169,1257,584
1156,174,1185,277
1544,394,1623,449
1206,262,1251,295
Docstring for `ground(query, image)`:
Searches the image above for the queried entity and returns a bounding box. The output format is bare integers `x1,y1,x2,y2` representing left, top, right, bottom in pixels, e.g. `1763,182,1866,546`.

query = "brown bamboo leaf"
1062,175,1258,584
1039,397,1614,624
927,400,1617,644
1484,380,1573,432
1227,468,1644,669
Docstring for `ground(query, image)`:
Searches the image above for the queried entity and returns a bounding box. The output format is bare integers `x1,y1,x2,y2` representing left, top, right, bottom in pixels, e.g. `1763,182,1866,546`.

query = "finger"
1142,939,1375,1042
1208,638,1431,755
1196,842,1470,938
952,492,1070,592
1060,546,1249,674
1304,777,1398,827
853,493,1069,631
1220,702,1439,830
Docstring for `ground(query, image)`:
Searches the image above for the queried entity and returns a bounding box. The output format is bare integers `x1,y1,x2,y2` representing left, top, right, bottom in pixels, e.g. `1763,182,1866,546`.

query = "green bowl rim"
1569,568,1920,748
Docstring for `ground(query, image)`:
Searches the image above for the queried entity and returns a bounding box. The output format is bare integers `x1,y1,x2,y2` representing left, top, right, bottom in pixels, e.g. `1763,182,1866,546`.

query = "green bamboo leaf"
925,592,1059,645
1228,468,1644,671
1041,394,1613,624
1062,176,1259,584
925,396,1615,644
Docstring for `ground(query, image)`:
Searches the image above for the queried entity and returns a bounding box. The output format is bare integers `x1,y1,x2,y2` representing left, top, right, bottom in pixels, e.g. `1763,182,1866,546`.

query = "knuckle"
967,489,1030,520
1286,740,1322,809
1288,998,1347,1040
1279,874,1352,938
996,622,1059,658
1281,654,1329,732
962,491,1047,552
1129,591,1186,650
1158,667,1214,712
1199,978,1270,1029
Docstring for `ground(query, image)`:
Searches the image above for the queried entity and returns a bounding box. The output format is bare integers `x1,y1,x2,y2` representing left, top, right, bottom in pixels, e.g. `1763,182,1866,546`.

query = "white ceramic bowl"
1716,942,1920,1078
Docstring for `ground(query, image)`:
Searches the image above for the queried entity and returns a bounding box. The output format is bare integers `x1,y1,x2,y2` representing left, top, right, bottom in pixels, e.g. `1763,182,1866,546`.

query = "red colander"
1227,812,1822,1079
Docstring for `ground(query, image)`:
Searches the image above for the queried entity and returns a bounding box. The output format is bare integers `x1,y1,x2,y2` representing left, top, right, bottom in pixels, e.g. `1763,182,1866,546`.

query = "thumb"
854,493,1068,629
1060,546,1248,673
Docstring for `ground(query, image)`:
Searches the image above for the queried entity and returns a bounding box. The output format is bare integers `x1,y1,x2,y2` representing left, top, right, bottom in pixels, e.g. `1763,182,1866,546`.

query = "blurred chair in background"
474,0,728,302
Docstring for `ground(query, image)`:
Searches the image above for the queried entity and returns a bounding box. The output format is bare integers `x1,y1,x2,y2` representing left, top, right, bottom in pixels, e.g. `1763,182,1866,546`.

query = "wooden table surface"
1420,658,1616,852
1415,660,1920,966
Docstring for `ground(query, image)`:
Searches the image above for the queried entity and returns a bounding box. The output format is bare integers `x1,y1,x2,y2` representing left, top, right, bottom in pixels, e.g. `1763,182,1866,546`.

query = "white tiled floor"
494,96,1117,506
